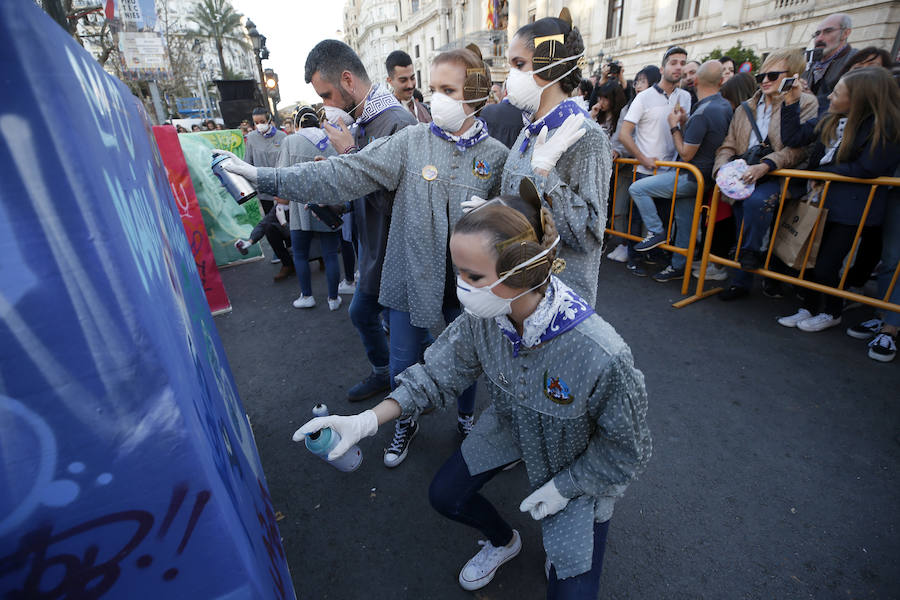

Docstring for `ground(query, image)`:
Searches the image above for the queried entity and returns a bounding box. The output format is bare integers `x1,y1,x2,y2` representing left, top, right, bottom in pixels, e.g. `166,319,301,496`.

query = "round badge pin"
421,165,438,181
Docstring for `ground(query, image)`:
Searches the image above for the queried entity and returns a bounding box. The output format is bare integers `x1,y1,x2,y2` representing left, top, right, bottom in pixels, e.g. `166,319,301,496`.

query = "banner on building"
0,5,294,599
104,0,171,80
153,125,232,315
178,130,265,267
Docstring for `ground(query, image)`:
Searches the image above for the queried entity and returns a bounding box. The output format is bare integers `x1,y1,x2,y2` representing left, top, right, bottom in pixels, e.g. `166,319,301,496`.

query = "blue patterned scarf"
429,118,491,151
495,277,595,357
356,84,402,127
518,99,590,153
296,128,330,152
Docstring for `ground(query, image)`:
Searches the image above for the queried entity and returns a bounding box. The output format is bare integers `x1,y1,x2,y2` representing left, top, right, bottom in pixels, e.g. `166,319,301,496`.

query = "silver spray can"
304,403,364,472
211,154,258,205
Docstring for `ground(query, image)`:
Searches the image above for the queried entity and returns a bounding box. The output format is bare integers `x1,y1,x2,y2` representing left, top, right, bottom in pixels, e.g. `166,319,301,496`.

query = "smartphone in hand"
778,77,796,93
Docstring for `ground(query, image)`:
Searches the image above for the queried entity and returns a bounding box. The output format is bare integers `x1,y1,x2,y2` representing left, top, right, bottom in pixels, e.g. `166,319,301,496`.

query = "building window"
527,8,536,23
675,0,699,21
606,0,623,38
415,44,420,58
431,37,435,50
417,69,422,85
411,0,419,12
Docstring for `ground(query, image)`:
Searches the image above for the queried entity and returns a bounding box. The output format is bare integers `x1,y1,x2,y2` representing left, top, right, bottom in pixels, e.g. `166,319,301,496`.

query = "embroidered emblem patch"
543,370,572,404
421,164,438,181
472,157,491,180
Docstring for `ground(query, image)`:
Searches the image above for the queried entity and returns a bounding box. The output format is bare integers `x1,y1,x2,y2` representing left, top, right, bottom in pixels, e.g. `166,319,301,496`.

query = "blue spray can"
305,404,363,472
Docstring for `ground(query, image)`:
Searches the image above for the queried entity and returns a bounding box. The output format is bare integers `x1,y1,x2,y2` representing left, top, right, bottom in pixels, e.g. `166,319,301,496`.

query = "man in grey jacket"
802,13,856,114
305,40,417,403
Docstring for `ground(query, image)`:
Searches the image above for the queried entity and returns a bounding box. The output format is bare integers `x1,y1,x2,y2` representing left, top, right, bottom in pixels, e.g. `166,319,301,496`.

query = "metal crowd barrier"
672,169,900,313
607,158,706,297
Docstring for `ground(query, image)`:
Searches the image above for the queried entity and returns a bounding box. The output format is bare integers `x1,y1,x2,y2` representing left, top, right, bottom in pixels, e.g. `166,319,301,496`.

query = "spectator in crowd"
412,88,426,106
304,39,416,409
719,56,736,83
294,201,650,597
838,46,893,77
589,82,627,136
204,120,217,131
501,12,612,306
802,13,856,113
578,78,594,104
618,46,692,277
588,60,625,108
217,46,507,467
386,50,432,123
215,122,224,130
480,82,526,149
681,60,700,105
281,119,294,134
713,48,818,301
606,65,661,263
276,105,345,310
191,124,201,132
245,107,287,218
629,60,733,282
487,83,502,104
720,72,758,110
176,125,188,133
776,67,900,340
239,120,251,136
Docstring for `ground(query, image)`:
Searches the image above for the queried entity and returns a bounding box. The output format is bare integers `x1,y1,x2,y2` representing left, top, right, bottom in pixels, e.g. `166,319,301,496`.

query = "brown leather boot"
273,263,295,282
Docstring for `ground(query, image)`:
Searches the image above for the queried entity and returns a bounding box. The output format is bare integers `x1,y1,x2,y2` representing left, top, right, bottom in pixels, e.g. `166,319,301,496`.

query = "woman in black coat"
777,67,900,332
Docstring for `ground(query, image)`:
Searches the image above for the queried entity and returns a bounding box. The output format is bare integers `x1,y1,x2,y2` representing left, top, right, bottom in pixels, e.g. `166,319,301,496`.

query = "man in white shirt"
385,50,431,123
617,46,692,274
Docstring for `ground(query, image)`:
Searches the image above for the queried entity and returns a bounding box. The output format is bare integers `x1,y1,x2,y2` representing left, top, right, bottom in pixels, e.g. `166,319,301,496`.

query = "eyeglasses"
755,71,787,83
812,27,842,38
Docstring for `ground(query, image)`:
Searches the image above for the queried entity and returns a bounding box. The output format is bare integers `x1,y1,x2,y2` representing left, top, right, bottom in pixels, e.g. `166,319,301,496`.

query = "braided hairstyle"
453,198,560,294
514,11,585,95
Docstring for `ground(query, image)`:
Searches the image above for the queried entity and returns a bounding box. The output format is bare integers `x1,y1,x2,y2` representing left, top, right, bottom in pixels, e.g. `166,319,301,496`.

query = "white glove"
461,195,489,214
530,114,586,174
519,479,570,521
212,149,258,185
275,203,287,226
292,410,379,460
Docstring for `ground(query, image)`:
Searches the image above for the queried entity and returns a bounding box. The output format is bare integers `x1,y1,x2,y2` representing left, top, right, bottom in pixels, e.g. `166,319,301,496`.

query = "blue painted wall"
0,4,296,598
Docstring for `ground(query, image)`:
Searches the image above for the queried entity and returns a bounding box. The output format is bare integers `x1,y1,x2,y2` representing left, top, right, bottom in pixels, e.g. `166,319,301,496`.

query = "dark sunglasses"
755,71,788,83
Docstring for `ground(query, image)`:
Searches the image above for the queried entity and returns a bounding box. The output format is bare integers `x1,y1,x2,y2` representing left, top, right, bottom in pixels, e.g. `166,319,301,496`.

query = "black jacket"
781,101,900,226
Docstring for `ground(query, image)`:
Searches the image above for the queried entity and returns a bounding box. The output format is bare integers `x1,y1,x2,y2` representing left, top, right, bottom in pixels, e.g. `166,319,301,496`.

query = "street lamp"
245,20,268,110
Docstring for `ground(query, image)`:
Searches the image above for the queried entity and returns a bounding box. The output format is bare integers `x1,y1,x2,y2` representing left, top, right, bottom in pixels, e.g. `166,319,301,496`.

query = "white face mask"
455,236,560,319
255,122,270,133
505,50,585,113
324,105,354,127
430,92,487,133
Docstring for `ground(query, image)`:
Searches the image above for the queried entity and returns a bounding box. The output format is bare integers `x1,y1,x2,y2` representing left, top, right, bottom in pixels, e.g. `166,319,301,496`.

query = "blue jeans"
389,307,476,415
429,449,609,599
628,170,698,270
291,230,340,298
730,179,784,288
348,289,389,371
878,194,900,327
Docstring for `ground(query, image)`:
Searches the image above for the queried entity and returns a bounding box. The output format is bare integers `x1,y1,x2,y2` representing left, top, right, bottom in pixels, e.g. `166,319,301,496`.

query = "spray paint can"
211,154,258,205
304,404,363,472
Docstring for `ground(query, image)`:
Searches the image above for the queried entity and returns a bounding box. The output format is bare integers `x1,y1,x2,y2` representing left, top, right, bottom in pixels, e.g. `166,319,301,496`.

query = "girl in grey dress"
295,201,650,597
500,12,612,307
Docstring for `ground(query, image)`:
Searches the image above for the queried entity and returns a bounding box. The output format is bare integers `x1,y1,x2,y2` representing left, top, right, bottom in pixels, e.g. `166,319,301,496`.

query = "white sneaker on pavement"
458,530,522,591
327,297,342,311
270,256,281,264
777,308,812,328
338,279,356,295
692,262,729,281
606,244,628,263
292,295,316,309
797,313,842,332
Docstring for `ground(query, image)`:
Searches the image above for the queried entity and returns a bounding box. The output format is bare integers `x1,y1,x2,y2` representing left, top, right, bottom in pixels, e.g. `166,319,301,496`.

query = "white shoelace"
468,540,504,573
386,421,411,453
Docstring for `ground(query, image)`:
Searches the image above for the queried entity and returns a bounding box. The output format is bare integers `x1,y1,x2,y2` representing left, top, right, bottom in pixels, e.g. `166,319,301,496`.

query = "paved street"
214,243,899,600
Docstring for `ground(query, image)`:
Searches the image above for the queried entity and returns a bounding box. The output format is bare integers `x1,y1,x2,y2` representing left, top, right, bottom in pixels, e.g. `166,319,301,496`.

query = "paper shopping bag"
774,198,828,269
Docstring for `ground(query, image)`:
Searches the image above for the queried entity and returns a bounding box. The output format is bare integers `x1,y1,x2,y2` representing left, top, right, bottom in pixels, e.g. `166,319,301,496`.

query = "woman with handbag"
776,67,900,332
712,49,818,300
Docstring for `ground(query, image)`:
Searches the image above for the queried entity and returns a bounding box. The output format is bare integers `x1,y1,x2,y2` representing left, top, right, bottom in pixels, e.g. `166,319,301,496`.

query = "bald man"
802,13,856,113
629,60,733,282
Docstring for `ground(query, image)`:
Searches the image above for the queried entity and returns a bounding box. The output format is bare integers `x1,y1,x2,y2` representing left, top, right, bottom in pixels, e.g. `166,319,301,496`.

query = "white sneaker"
292,295,316,309
458,530,522,591
692,262,729,281
327,296,342,311
777,308,812,328
270,256,281,264
797,313,842,332
606,244,628,263
337,279,356,295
